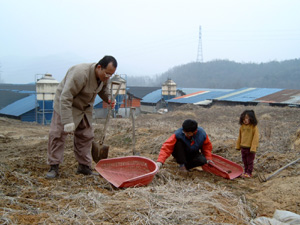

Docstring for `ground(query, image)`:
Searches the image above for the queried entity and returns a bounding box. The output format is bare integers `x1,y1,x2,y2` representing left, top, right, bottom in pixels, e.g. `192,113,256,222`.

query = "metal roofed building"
213,87,283,106
255,89,300,107
94,86,161,118
0,84,35,110
126,86,160,99
140,89,164,113
178,88,233,95
93,93,143,118
166,88,233,110
0,90,34,110
0,95,38,122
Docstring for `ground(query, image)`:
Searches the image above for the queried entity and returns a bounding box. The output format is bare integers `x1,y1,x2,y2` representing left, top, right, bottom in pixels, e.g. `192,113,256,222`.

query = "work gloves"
207,160,214,165
108,99,116,109
156,162,163,169
64,123,75,133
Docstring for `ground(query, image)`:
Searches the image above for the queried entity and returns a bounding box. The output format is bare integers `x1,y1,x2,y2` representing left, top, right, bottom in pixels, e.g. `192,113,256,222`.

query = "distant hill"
128,59,300,89
155,59,300,89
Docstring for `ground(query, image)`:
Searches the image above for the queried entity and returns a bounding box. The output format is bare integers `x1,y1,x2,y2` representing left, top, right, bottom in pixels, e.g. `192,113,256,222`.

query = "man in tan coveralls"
46,55,117,178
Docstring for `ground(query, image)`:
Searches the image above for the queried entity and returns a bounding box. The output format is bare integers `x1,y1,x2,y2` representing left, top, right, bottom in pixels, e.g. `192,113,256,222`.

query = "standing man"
46,56,117,178
156,119,213,172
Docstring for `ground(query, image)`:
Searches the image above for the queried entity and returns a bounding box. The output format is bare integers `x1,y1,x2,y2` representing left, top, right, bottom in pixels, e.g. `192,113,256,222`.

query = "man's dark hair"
96,55,118,68
182,119,198,132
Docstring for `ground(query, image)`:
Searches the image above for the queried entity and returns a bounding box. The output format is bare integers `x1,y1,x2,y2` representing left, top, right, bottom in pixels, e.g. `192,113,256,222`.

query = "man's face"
183,130,197,139
95,62,116,82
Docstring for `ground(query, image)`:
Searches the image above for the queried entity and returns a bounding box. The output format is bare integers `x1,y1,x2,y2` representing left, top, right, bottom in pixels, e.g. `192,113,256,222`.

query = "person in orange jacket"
156,119,213,172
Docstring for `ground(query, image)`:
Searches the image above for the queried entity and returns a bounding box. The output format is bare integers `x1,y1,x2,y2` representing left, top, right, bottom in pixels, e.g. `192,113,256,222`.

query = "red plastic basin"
95,156,158,188
202,154,243,179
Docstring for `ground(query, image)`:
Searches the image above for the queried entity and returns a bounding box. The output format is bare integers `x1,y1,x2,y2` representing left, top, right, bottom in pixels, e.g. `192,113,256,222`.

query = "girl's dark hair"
182,119,198,132
239,110,258,126
96,55,118,68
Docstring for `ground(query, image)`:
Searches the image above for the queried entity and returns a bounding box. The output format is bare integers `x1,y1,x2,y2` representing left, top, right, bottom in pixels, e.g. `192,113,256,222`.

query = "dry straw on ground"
1,105,300,224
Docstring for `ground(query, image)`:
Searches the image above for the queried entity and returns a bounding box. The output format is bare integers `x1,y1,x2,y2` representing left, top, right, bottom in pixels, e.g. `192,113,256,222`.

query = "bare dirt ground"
0,105,300,224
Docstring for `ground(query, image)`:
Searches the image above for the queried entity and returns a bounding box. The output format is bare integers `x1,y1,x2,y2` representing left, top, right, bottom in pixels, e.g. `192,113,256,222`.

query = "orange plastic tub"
95,156,158,188
202,154,243,179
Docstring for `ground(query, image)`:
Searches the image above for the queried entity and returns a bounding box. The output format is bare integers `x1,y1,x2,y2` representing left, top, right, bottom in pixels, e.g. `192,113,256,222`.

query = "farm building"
93,90,142,118
0,77,159,122
0,74,59,124
255,89,300,107
0,84,35,110
0,94,38,122
93,78,160,118
140,89,165,113
94,86,162,117
166,88,234,110
1,77,300,123
214,87,284,106
140,78,177,113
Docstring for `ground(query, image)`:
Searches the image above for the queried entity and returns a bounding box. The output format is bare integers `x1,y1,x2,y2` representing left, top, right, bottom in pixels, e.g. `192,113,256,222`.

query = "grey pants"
47,111,94,166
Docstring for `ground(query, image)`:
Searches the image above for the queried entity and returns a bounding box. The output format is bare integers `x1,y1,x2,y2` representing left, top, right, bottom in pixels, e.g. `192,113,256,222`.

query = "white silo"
36,74,59,124
162,78,176,100
109,74,127,116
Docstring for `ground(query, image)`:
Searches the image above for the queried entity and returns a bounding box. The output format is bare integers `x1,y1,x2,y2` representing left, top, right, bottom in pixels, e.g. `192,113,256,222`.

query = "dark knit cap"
182,119,198,132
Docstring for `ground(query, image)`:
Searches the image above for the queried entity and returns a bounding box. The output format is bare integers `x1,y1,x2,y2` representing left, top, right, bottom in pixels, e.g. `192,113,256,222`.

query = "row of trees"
128,59,300,89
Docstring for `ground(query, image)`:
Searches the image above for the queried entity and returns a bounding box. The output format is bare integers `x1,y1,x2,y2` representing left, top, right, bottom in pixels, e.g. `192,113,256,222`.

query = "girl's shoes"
244,173,252,178
241,173,252,178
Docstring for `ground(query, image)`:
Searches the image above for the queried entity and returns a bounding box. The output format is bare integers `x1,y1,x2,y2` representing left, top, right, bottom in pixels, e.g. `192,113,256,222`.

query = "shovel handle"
265,157,300,181
99,81,122,145
130,107,136,155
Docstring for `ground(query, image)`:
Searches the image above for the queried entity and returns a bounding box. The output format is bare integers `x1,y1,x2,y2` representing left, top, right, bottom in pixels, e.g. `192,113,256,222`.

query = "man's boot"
77,164,98,176
46,164,59,178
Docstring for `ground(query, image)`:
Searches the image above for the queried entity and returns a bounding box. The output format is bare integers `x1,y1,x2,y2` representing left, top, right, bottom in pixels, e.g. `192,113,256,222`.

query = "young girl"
236,110,259,178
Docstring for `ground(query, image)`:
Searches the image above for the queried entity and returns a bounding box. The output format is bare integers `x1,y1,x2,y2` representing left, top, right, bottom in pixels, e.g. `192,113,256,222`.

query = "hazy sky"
0,0,299,84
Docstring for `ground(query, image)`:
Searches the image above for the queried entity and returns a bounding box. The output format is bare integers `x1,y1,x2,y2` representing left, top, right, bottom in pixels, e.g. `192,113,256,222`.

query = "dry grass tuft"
1,105,300,224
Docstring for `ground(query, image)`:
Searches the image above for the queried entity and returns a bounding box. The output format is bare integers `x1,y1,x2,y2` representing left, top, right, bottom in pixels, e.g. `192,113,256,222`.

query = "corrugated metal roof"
256,89,300,105
141,89,162,103
127,86,160,99
167,90,232,105
0,95,38,116
0,90,32,109
215,87,283,102
0,84,36,109
178,88,233,95
19,90,36,94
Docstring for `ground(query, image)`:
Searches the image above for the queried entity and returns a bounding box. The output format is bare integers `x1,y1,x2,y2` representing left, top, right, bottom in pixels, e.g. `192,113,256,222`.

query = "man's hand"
156,162,163,169
108,99,116,109
64,123,75,133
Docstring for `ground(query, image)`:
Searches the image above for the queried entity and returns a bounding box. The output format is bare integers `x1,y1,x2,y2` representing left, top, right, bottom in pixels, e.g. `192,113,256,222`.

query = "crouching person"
156,119,213,172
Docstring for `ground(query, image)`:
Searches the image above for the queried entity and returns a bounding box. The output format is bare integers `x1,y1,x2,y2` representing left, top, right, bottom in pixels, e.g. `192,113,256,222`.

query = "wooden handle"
99,82,122,145
266,157,300,181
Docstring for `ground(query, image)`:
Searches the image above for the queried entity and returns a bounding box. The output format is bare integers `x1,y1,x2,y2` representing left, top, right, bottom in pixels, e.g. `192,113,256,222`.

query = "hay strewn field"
1,105,300,224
